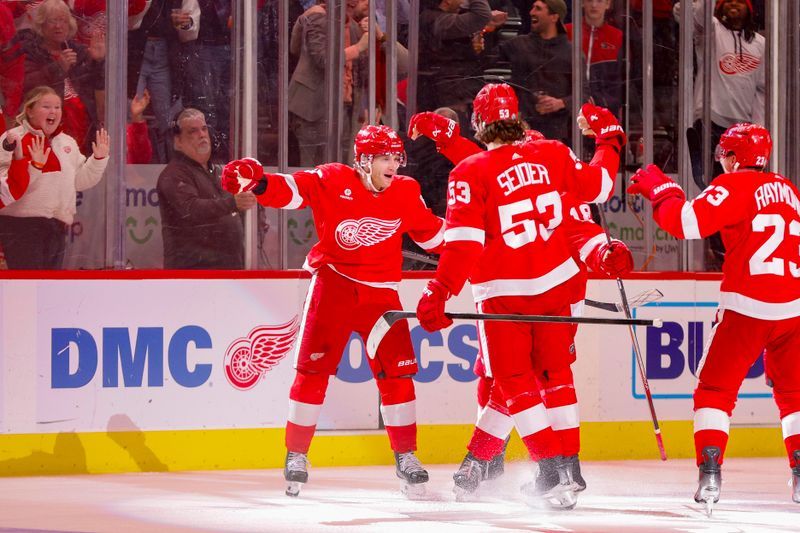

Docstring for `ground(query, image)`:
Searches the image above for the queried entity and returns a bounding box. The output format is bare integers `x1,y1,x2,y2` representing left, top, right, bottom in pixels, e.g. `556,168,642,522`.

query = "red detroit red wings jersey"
259,163,444,286
437,141,615,301
655,171,800,319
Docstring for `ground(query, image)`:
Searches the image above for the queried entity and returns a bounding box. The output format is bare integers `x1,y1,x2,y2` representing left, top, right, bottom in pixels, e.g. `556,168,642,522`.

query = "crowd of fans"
0,0,767,269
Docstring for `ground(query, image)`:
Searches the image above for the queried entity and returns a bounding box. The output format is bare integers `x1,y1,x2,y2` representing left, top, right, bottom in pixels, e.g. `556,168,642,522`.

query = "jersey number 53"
498,191,563,249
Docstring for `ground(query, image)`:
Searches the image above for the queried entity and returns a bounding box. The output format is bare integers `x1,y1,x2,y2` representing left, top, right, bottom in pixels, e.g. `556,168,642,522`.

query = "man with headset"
156,107,256,269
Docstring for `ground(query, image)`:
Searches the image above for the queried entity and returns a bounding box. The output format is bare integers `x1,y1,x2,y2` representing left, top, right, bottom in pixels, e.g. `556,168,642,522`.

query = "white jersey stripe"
293,272,317,369
444,226,485,245
694,407,731,434
720,291,800,320
279,173,304,210
681,202,701,239
579,233,607,262
586,167,613,203
380,400,417,427
471,257,580,302
288,399,322,427
781,412,800,439
476,405,515,439
548,404,580,431
512,403,551,438
414,219,445,250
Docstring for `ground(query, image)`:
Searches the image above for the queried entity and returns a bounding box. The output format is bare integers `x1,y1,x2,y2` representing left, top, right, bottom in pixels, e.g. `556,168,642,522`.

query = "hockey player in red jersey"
627,123,800,511
221,124,445,498
414,83,626,509
408,107,632,500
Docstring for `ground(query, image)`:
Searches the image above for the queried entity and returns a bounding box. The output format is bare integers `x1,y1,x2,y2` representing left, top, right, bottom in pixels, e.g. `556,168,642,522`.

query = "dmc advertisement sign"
0,277,780,437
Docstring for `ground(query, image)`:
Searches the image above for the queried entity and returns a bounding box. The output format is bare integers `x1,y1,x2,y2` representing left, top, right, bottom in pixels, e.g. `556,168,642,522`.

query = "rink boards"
0,273,786,475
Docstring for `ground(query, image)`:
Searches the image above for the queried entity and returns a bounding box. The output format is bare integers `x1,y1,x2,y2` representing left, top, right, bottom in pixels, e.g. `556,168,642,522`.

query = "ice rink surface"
0,457,798,532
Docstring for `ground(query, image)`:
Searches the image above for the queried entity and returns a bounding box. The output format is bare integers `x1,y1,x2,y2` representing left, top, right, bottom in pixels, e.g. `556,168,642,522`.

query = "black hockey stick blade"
585,288,665,313
366,311,661,358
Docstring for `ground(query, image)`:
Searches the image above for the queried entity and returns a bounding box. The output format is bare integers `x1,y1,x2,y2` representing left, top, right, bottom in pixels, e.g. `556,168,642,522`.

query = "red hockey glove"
586,239,634,278
416,279,453,332
627,164,685,208
221,157,267,195
407,112,460,150
578,102,626,152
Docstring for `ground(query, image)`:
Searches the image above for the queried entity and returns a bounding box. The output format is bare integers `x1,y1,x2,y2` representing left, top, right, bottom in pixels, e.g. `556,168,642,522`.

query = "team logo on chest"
335,217,401,250
719,52,760,75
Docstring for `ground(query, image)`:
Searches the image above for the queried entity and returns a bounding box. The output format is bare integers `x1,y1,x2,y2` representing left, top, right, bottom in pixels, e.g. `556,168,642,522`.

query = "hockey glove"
221,157,267,195
407,112,460,151
416,278,453,332
577,103,626,153
627,164,686,208
585,239,634,278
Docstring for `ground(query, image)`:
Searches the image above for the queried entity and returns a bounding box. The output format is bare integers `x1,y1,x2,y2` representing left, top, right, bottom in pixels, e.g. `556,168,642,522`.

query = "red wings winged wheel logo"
224,317,300,390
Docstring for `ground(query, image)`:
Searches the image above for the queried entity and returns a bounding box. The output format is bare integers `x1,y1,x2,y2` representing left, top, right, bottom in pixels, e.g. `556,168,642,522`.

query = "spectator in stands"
0,85,109,269
288,0,371,166
499,0,578,145
21,0,105,154
0,2,23,129
676,0,765,185
566,0,622,116
417,0,491,115
128,89,153,164
180,0,232,162
156,108,255,269
129,0,191,164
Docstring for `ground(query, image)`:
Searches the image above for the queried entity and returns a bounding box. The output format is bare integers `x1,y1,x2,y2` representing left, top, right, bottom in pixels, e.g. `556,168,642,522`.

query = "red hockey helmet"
354,124,406,168
471,83,520,132
715,123,772,169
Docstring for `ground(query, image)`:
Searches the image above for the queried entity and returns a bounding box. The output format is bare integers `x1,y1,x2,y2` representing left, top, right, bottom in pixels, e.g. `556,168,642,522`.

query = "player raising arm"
414,83,626,509
627,123,800,512
222,125,444,498
407,108,632,499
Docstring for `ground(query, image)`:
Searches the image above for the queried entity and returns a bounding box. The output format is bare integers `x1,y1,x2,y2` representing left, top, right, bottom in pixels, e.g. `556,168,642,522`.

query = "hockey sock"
539,368,580,456
285,370,330,453
693,407,731,466
377,376,417,453
469,401,514,461
498,374,561,461
780,412,800,468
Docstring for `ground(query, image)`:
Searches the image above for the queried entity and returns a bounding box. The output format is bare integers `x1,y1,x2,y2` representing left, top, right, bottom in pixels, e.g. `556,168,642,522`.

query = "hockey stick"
402,250,665,313
401,249,440,266
366,311,661,358
585,288,663,313
598,209,668,461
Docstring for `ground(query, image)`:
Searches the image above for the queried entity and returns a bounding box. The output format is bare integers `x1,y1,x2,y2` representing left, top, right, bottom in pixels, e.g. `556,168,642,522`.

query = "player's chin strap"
355,155,386,194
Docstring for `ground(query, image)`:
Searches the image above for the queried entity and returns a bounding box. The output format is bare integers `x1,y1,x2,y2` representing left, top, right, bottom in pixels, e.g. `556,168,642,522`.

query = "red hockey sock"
285,371,330,453
783,433,800,468
377,376,417,452
694,429,729,466
468,427,507,461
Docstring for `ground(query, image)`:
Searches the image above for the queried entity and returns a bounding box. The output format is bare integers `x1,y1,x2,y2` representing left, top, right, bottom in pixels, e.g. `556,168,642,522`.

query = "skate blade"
402,482,427,500
546,490,577,511
704,496,714,517
285,481,304,497
453,484,478,502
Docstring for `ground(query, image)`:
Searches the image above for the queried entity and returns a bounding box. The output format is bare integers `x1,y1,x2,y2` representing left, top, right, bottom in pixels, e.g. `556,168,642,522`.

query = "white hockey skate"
694,446,722,517
453,453,489,501
521,456,579,510
395,451,429,499
284,451,309,497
